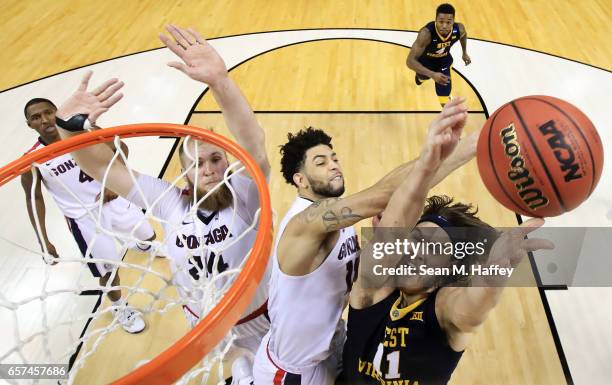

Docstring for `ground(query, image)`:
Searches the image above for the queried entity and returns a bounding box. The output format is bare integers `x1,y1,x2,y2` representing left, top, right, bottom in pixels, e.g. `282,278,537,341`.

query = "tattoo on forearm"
303,198,363,230
304,198,339,223
322,206,363,231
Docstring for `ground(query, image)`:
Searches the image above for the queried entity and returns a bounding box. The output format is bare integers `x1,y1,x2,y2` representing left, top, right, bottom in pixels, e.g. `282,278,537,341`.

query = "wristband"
55,114,92,132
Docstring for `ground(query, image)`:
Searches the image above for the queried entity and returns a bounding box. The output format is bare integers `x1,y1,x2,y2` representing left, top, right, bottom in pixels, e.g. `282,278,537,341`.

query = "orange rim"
0,124,273,385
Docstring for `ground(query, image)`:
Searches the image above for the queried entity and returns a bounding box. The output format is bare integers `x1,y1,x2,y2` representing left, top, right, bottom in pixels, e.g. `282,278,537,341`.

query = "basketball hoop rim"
0,123,273,385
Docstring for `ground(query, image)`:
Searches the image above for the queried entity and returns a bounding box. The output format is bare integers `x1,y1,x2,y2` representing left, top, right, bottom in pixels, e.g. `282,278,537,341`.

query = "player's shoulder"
418,25,432,37
456,23,466,33
416,26,432,44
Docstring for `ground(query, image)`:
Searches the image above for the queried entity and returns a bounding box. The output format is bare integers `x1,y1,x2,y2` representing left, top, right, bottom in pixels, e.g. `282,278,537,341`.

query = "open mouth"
43,126,57,134
330,174,343,182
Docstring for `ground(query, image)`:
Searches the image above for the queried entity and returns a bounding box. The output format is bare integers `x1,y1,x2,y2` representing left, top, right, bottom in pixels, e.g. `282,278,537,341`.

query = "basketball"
476,95,604,217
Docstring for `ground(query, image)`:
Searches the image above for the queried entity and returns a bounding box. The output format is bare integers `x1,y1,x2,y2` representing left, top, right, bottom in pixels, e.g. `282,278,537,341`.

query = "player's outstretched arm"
160,25,270,178
437,219,554,333
55,71,137,199
291,98,467,235
350,99,465,307
281,99,468,273
20,169,59,263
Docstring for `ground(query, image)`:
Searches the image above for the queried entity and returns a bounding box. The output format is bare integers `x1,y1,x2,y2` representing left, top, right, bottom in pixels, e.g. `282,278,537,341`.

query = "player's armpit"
349,284,395,310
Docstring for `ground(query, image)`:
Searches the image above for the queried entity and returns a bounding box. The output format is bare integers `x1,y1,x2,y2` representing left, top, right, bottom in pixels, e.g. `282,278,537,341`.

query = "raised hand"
419,97,468,170
487,218,554,270
56,71,124,127
159,25,228,87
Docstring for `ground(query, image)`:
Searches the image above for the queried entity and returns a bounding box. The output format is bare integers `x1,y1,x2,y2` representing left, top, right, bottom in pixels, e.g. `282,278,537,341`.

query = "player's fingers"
97,81,124,102
434,102,467,128
165,25,189,48
168,61,189,73
88,108,109,123
78,71,93,91
175,25,197,45
91,78,119,96
435,131,452,147
516,217,546,237
187,27,206,45
436,111,468,132
434,110,466,133
451,115,467,138
159,33,186,58
101,92,123,109
441,96,466,112
522,238,555,252
166,24,193,48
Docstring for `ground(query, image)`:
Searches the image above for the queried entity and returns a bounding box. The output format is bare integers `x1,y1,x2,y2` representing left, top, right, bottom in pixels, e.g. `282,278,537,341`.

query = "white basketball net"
0,135,264,385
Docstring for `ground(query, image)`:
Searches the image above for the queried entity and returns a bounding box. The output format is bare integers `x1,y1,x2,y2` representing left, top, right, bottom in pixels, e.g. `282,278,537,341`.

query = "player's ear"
292,172,307,189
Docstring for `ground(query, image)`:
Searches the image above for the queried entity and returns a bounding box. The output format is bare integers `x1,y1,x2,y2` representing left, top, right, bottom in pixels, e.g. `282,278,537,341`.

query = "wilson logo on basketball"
538,120,583,182
500,123,549,210
477,95,602,217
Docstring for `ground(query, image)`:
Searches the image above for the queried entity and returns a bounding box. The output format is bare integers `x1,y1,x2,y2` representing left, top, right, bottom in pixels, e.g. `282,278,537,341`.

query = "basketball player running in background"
21,98,156,334
407,3,471,106
253,97,480,385
339,132,553,384
53,25,270,385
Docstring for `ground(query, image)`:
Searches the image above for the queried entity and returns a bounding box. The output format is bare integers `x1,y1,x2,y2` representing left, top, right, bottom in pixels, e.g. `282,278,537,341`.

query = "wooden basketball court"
1,1,610,384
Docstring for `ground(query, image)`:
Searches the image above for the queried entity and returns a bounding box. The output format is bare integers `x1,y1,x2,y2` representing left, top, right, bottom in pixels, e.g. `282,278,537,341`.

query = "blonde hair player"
253,97,479,385
22,97,156,334
53,25,271,385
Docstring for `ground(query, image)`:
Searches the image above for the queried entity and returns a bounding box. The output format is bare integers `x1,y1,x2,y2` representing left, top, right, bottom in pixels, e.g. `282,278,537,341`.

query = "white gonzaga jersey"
268,197,360,372
127,172,270,326
26,138,103,219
